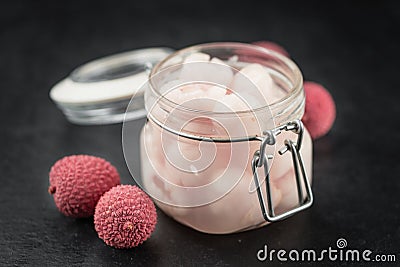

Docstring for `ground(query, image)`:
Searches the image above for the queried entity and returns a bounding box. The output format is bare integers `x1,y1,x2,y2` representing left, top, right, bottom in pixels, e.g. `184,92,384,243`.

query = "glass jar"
136,43,313,234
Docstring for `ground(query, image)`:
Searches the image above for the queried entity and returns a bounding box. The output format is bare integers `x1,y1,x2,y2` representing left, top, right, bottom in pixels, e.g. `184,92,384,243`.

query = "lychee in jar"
132,43,313,234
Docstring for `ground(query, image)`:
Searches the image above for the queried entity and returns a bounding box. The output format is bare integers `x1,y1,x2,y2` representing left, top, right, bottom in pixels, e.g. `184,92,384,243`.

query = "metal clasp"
252,119,313,222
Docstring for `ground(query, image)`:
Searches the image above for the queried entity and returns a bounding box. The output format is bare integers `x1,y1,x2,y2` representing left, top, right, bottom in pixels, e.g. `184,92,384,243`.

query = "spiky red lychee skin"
48,155,120,218
94,185,157,249
252,41,290,57
302,81,336,139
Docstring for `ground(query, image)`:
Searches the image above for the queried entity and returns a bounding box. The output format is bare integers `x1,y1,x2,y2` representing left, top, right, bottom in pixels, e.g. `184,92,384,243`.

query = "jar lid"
50,47,174,125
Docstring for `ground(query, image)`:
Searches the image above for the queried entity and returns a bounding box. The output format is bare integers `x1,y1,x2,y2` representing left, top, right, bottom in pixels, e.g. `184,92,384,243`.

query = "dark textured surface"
1,1,399,266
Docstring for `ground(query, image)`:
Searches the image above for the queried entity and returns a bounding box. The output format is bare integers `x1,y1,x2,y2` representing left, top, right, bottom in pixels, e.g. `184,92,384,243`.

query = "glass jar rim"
148,42,303,117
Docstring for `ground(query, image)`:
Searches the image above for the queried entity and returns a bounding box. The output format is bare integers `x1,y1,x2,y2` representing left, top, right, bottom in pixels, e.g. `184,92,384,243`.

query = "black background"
1,1,399,266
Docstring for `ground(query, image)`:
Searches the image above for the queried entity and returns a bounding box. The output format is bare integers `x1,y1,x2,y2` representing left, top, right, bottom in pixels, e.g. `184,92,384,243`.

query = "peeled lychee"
48,155,120,218
94,185,157,249
302,81,336,139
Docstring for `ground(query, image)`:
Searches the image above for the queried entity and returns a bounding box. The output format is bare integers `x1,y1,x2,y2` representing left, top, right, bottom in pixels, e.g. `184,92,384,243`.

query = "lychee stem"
48,185,56,194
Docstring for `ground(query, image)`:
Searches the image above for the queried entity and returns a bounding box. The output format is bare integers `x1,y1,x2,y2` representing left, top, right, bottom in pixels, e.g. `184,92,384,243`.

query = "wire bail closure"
252,119,313,222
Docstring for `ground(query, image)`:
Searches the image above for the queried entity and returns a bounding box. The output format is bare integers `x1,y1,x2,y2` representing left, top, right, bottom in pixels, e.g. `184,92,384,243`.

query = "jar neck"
269,79,305,126
146,42,304,139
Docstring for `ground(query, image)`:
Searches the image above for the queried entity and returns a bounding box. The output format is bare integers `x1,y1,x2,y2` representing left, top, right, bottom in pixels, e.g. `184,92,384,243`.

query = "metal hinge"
251,119,313,222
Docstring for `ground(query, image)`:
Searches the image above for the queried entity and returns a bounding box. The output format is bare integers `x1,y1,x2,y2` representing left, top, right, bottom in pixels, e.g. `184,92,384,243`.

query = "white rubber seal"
50,71,149,105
